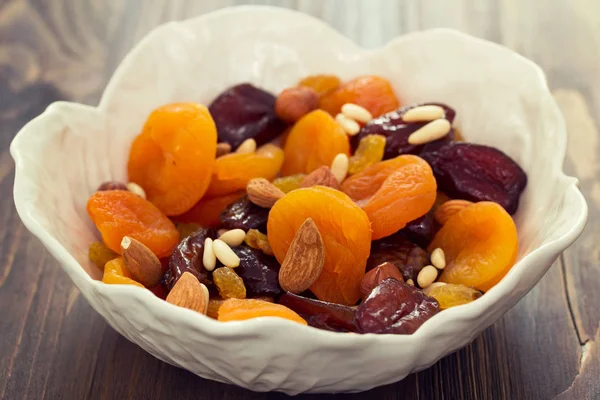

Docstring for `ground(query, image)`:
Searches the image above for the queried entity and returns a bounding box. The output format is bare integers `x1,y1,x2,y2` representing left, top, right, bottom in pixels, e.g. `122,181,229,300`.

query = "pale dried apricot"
218,298,307,325
298,74,341,97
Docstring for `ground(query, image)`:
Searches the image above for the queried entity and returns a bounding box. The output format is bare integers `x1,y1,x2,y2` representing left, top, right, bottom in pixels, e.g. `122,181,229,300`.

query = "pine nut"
236,138,257,154
402,105,445,122
407,119,451,145
202,238,216,271
126,182,146,199
406,279,415,286
417,265,438,288
431,248,446,270
341,103,373,123
335,113,361,136
330,153,349,183
423,281,447,295
219,229,246,247
212,239,240,268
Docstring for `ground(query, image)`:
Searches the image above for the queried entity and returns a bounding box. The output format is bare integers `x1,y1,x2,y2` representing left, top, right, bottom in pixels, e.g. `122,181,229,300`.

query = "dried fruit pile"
85,74,527,335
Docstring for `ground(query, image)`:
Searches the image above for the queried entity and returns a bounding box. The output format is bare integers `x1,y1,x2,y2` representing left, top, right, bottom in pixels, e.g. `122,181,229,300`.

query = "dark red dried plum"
353,102,456,159
400,213,437,248
166,228,217,290
421,143,527,214
209,83,287,150
220,196,269,232
232,245,281,297
367,233,429,282
354,278,439,335
279,292,358,332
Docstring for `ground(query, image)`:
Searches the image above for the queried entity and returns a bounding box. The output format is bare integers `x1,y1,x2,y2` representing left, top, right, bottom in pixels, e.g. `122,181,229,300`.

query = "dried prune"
367,233,429,282
354,278,439,334
166,228,217,290
400,213,437,248
220,196,269,232
232,245,282,297
209,83,287,150
279,292,358,332
421,143,527,214
353,103,456,159
213,267,247,299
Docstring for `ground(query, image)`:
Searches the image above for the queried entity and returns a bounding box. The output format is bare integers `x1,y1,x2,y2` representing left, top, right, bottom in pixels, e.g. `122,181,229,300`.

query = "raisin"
354,278,439,334
220,196,269,232
400,213,437,248
244,229,274,256
166,228,217,290
348,134,386,175
97,181,127,191
279,292,358,332
232,245,281,297
213,267,247,299
209,83,287,150
272,174,305,194
88,241,118,269
353,103,456,160
367,233,429,282
421,143,527,214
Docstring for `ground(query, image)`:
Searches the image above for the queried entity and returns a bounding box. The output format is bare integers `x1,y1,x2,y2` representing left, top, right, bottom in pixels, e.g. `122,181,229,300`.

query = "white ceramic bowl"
11,6,587,394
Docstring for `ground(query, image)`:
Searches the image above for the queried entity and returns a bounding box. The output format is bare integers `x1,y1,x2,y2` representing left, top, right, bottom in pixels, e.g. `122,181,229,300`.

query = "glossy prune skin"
354,278,439,335
232,245,282,297
421,143,527,214
400,213,437,248
367,233,429,282
220,196,269,232
166,228,217,290
279,292,358,332
209,83,287,150
353,103,456,159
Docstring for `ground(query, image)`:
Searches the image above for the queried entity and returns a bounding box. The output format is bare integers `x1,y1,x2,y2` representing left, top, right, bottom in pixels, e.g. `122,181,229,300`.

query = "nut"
278,218,325,294
236,138,257,154
300,166,340,189
430,248,446,270
126,182,147,199
166,271,209,314
275,86,319,123
219,229,246,247
434,199,474,225
246,178,285,208
212,239,240,268
360,262,404,298
121,236,163,287
97,181,127,191
341,103,373,123
417,265,438,289
407,118,452,145
216,142,232,157
202,237,216,271
402,105,445,122
335,113,361,136
330,153,349,183
406,279,415,286
422,281,447,296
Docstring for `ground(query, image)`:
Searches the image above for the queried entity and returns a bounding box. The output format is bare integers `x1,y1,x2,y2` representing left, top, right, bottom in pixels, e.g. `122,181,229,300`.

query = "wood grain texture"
0,0,598,399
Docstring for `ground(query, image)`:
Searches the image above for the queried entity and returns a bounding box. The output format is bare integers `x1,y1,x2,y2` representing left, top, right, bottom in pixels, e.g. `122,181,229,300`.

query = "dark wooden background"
1,1,599,399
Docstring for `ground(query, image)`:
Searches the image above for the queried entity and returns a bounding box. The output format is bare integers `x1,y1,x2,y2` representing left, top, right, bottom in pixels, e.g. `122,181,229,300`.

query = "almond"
300,166,340,189
359,262,404,298
275,86,319,123
246,178,285,208
166,271,209,314
278,218,325,294
121,236,163,287
434,199,474,225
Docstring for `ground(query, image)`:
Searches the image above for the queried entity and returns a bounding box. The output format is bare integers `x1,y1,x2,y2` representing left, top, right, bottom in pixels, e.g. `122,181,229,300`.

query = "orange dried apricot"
87,190,179,258
280,110,350,176
268,186,371,305
174,191,244,227
206,144,284,197
430,202,518,291
127,103,217,216
102,257,144,288
218,298,307,325
298,74,341,97
320,75,400,118
341,155,437,240
426,283,482,310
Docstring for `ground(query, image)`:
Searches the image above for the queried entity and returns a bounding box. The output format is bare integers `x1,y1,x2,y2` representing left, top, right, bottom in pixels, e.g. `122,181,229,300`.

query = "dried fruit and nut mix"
86,74,527,335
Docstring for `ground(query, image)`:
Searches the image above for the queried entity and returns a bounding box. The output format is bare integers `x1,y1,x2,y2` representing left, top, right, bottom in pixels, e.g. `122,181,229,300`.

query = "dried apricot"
272,174,305,193
89,241,118,270
348,134,386,175
280,110,350,176
426,283,482,309
218,298,307,325
206,144,284,197
127,103,217,216
298,74,341,97
174,191,244,228
431,202,518,291
87,190,179,258
341,155,437,240
268,186,372,305
102,257,144,288
320,76,400,118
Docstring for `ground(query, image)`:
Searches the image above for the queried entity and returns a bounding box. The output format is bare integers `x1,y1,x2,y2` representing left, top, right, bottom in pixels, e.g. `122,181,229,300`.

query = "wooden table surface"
1,1,599,399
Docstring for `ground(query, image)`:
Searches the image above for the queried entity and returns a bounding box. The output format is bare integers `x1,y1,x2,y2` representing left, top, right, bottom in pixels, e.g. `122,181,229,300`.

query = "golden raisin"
89,241,118,270
213,267,247,299
272,174,306,194
427,283,482,310
348,134,386,175
244,229,274,256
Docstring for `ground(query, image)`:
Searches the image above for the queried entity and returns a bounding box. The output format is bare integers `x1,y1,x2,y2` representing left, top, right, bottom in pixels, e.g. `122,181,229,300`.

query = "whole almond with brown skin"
434,199,474,225
360,262,404,298
121,236,163,287
247,178,285,208
166,272,209,314
278,218,325,294
275,86,319,123
300,166,340,189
